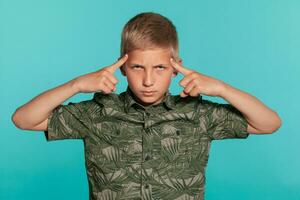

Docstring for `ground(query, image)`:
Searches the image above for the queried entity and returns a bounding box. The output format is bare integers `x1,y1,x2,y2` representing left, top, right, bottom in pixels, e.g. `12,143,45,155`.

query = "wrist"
69,78,81,94
217,81,229,97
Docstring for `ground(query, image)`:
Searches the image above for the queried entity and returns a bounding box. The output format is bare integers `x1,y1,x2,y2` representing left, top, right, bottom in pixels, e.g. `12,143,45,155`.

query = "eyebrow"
130,63,168,67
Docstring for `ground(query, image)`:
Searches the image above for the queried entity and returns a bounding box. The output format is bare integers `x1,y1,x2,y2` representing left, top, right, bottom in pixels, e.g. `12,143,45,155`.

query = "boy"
12,12,281,200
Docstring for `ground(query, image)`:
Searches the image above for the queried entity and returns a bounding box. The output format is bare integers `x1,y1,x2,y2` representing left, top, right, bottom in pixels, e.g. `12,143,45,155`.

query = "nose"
143,69,155,87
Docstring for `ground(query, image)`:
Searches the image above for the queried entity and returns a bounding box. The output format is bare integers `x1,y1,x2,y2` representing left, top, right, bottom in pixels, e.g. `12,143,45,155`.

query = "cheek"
157,72,173,84
126,71,142,86
161,69,173,77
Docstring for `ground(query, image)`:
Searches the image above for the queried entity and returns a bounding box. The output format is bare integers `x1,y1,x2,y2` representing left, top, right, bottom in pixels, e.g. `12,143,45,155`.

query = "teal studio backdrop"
1,0,299,199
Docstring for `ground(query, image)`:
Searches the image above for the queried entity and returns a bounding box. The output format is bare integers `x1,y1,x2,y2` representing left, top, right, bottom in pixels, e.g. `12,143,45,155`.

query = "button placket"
141,110,153,197
141,111,146,195
144,154,150,161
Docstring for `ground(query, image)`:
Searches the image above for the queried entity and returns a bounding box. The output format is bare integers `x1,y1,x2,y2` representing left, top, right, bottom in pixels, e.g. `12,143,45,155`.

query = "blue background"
1,0,299,199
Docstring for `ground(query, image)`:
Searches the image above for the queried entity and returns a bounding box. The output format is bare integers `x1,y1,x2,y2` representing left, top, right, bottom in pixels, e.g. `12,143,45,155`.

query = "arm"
11,54,128,131
169,58,282,134
219,83,282,134
12,79,79,130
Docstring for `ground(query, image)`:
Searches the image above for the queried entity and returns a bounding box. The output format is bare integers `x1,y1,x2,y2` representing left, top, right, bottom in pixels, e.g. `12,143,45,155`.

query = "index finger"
170,58,193,76
107,54,128,73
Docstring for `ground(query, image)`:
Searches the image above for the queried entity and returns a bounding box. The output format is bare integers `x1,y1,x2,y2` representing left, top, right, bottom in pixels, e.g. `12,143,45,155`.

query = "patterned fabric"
44,86,249,200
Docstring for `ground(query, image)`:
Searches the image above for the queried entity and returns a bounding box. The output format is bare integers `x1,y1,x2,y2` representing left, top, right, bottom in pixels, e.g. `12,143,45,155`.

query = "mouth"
141,91,156,96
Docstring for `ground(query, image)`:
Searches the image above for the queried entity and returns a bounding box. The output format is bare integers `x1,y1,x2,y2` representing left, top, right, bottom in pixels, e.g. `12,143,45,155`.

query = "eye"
156,66,166,70
132,65,143,70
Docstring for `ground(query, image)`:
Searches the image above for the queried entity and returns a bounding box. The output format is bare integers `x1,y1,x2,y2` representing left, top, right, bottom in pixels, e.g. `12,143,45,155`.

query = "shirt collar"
123,86,175,113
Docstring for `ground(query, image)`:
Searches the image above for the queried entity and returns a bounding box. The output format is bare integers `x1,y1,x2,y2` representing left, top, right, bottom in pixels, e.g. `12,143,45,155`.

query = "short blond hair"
120,12,179,60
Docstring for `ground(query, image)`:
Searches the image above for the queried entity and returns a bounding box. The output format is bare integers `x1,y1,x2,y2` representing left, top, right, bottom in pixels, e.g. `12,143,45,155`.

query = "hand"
170,58,226,97
74,54,128,93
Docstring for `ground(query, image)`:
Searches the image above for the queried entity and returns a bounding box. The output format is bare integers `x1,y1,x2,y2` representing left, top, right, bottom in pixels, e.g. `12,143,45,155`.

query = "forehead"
127,48,172,64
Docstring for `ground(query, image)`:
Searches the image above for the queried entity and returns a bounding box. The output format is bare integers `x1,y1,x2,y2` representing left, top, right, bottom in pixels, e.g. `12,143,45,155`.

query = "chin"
137,95,161,104
139,96,157,102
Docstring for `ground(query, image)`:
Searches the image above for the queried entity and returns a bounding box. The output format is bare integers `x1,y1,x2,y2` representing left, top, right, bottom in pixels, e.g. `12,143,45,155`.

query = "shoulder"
92,92,123,111
198,98,222,111
196,97,243,119
172,95,201,110
168,95,203,122
172,95,234,116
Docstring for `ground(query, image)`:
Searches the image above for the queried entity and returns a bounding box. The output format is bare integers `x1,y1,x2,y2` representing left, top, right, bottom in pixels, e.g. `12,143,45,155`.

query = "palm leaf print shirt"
44,86,249,200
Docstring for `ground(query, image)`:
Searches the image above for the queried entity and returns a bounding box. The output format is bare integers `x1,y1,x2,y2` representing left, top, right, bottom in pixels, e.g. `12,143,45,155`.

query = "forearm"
219,82,282,133
12,79,80,129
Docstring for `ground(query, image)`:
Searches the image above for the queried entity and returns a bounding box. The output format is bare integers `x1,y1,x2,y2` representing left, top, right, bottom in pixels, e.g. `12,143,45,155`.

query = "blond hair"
120,12,179,60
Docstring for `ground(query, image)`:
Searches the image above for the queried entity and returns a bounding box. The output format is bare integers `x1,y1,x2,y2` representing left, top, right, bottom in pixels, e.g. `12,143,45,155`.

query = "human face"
121,48,181,107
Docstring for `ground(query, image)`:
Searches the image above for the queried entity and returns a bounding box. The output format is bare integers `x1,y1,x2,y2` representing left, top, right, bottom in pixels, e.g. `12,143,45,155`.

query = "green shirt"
45,86,249,200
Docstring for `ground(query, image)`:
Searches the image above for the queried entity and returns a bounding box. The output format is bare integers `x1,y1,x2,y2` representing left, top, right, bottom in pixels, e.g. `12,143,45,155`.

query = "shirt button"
144,155,150,161
144,128,150,132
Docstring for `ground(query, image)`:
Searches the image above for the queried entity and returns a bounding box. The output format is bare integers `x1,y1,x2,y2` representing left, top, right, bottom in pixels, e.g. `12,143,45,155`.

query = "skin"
74,54,129,94
120,48,182,107
169,58,282,134
118,48,281,134
11,54,129,130
12,47,281,134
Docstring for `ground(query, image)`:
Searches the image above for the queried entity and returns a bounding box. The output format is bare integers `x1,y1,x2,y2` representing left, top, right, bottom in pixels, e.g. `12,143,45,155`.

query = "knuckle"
102,88,110,94
111,77,118,84
192,79,199,85
99,76,106,82
191,72,197,77
102,69,110,75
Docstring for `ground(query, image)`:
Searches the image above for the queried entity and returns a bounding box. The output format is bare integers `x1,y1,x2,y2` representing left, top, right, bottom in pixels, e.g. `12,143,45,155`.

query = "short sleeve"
202,100,249,140
44,100,94,141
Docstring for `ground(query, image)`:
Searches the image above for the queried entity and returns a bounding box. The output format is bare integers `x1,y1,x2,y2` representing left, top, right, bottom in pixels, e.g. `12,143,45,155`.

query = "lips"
142,91,156,96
